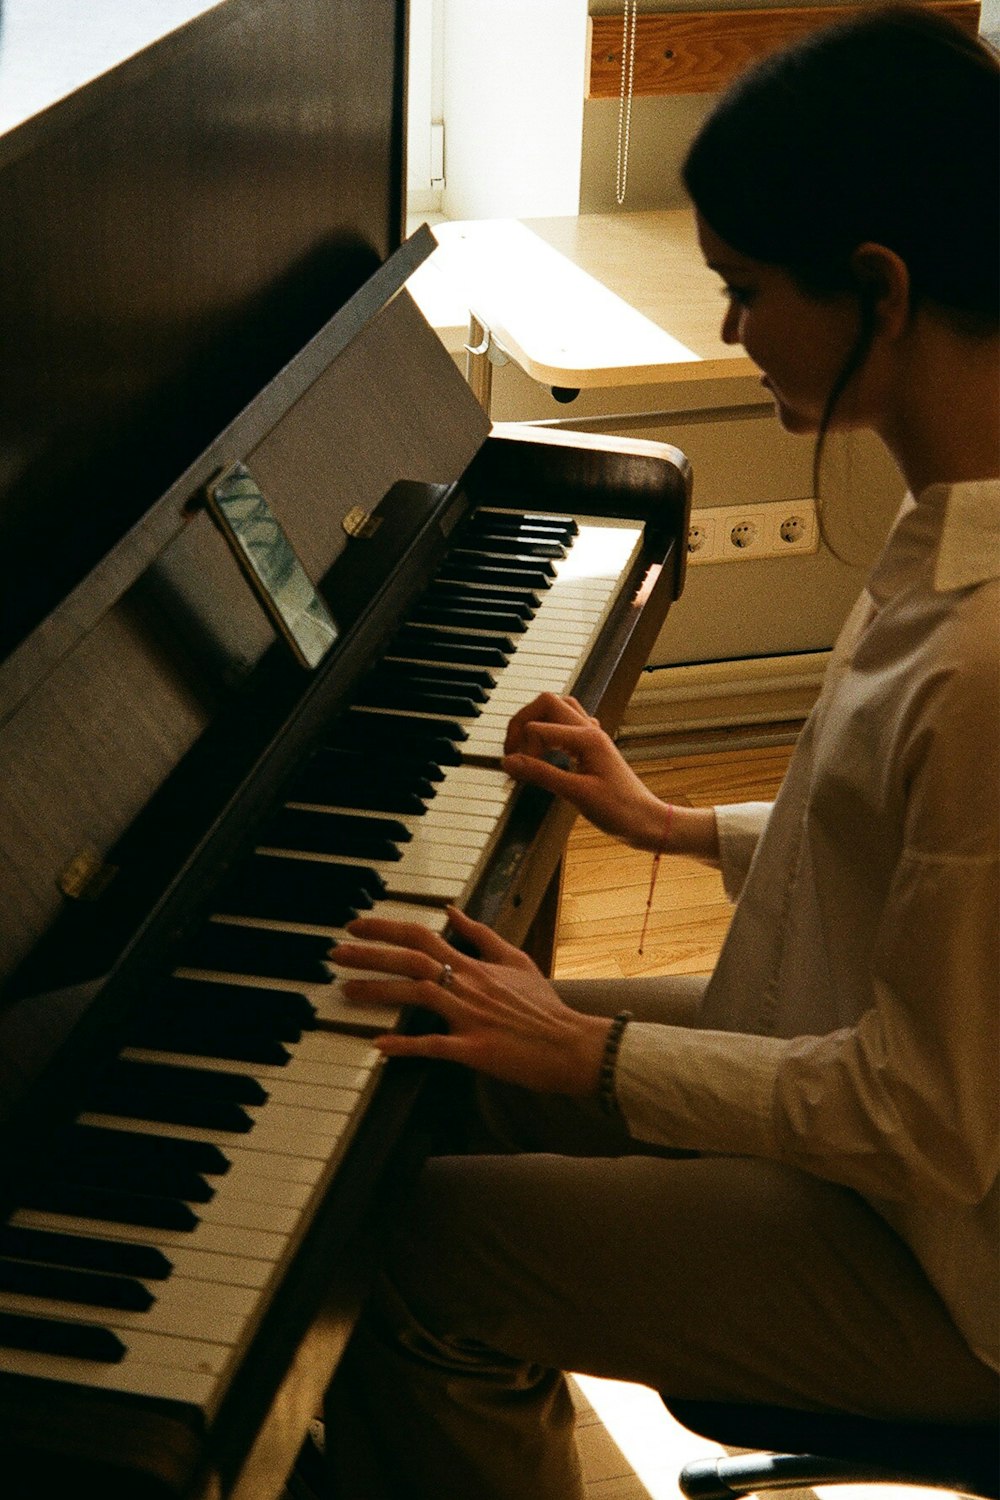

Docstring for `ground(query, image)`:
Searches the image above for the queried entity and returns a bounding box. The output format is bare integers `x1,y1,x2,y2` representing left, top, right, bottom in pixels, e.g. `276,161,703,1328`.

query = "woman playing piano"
323,8,999,1495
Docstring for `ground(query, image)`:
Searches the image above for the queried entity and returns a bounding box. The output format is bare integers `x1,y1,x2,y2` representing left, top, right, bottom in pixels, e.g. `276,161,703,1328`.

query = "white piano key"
0,1333,224,1406
438,763,511,793
392,826,484,862
534,595,607,618
121,1046,378,1098
204,901,449,943
316,998,401,1032
429,803,508,834
407,806,497,834
170,964,400,1036
505,648,579,671
0,1274,257,1345
155,1245,274,1291
76,1104,351,1166
194,1194,299,1238
461,727,512,759
272,817,485,862
12,1206,287,1263
287,801,497,838
312,967,405,1031
249,846,472,904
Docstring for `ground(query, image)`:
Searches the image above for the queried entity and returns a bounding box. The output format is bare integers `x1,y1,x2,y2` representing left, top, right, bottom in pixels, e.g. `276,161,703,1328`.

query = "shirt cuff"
714,801,773,901
615,1019,788,1157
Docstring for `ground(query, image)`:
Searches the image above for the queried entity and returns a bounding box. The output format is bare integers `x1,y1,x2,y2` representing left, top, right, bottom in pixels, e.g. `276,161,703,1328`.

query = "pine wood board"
587,3,982,98
554,744,793,981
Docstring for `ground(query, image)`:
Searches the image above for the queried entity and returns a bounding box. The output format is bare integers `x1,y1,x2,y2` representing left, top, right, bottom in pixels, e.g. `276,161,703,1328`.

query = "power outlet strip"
686,499,819,565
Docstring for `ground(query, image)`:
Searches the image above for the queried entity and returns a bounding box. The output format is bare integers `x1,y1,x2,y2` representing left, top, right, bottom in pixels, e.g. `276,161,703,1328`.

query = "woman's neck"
879,317,1000,495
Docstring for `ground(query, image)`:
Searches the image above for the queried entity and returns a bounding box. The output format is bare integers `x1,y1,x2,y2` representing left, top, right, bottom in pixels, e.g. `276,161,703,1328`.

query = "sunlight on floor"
574,1373,727,1499
573,1378,964,1500
816,1488,960,1500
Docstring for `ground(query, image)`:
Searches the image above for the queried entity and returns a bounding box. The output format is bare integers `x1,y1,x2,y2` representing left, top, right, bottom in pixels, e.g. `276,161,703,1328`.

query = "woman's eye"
723,285,755,308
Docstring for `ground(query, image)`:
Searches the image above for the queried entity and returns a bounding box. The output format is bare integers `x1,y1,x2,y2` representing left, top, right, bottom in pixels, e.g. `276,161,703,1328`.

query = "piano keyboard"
5,1029,382,1410
0,507,645,1429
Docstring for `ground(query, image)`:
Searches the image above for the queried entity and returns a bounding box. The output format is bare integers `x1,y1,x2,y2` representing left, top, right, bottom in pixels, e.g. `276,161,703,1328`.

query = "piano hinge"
58,847,118,901
342,505,382,540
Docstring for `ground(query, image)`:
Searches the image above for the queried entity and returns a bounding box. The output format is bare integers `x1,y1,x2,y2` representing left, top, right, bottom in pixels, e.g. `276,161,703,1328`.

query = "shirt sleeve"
617,835,998,1208
616,608,999,1211
714,801,772,902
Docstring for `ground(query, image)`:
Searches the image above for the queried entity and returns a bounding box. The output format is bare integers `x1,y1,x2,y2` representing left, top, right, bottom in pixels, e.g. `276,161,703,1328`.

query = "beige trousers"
325,976,997,1500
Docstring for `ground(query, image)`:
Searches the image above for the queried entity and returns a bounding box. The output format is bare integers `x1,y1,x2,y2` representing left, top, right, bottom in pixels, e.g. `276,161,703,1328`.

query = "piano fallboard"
0,241,689,1498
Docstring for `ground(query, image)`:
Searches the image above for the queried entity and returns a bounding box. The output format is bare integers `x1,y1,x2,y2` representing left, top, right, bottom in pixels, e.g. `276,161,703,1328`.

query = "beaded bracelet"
638,802,675,955
599,1009,633,1116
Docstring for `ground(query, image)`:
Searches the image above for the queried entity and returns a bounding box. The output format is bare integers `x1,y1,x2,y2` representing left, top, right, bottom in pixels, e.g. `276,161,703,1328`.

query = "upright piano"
0,3,691,1495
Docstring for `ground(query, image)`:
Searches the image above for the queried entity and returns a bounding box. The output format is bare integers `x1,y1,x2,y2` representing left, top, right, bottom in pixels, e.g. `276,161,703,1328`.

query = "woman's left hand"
333,906,611,1096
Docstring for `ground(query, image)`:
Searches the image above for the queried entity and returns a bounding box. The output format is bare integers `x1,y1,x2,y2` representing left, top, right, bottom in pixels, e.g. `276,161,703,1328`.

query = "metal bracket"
463,315,509,412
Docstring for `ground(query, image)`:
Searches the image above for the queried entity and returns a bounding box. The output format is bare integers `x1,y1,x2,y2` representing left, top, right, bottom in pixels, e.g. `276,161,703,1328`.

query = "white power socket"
686,499,819,565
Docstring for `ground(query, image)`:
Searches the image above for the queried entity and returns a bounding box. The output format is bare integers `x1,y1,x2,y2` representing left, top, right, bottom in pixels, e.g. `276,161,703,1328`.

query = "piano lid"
0,0,409,664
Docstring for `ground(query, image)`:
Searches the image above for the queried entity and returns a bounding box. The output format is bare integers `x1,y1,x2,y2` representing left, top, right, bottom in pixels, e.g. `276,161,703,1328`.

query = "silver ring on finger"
437,961,454,989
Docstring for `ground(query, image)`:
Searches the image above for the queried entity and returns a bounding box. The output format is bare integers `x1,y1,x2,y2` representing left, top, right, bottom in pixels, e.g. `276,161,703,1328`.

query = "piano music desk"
408,209,757,413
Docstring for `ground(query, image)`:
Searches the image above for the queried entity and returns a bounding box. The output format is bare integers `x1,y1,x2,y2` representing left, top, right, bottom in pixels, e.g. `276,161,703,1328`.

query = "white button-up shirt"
617,480,1000,1371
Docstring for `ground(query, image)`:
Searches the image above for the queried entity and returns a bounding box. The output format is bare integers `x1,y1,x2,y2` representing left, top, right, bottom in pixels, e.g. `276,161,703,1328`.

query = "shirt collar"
867,478,1000,603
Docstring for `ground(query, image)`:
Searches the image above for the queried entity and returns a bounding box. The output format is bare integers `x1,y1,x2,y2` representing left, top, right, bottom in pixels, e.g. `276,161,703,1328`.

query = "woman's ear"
850,242,912,340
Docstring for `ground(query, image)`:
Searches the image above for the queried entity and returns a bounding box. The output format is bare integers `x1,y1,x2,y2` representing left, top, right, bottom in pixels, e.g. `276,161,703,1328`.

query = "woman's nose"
720,302,743,346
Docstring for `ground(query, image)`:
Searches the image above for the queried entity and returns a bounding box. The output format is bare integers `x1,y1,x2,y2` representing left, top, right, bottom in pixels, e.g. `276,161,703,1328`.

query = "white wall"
0,0,223,134
439,0,589,220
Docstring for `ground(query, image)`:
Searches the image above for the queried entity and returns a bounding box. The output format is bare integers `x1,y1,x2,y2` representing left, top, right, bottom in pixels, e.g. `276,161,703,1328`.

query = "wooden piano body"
0,4,691,1495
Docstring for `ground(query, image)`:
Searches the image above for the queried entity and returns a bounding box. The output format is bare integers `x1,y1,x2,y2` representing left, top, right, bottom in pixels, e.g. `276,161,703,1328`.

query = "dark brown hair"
683,6,998,331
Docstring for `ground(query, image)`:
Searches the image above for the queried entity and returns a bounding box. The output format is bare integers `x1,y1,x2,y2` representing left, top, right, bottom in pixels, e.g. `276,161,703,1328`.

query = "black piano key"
414,589,535,620
127,1015,293,1066
83,1057,260,1132
0,1258,155,1312
83,1079,255,1134
466,510,578,539
374,659,497,692
436,559,553,590
0,1226,173,1281
424,581,539,613
448,547,556,580
18,1181,200,1230
293,753,436,814
184,921,335,983
264,807,410,862
328,711,467,761
352,681,484,718
450,534,566,560
159,978,316,1033
467,525,573,547
368,670,491,706
50,1140,215,1205
461,522,569,546
63,1124,230,1178
0,1310,126,1363
100,1059,268,1106
408,603,528,635
216,853,386,924
388,629,511,668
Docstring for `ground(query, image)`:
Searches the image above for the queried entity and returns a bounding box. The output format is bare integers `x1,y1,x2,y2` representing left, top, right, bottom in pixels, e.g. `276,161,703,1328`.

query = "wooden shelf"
419,212,757,393
587,2,982,97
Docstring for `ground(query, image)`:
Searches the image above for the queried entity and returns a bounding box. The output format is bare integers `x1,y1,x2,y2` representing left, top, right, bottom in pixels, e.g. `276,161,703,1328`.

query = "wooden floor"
555,743,793,983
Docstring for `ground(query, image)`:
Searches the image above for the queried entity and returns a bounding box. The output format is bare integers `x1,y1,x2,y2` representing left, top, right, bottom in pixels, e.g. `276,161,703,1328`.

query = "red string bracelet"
638,802,674,955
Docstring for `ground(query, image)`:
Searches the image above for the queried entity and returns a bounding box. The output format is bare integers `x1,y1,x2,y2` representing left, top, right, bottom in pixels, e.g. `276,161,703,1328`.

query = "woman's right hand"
502,692,672,851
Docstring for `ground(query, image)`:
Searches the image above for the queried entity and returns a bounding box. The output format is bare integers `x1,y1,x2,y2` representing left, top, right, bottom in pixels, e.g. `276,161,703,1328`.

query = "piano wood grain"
0,237,688,1500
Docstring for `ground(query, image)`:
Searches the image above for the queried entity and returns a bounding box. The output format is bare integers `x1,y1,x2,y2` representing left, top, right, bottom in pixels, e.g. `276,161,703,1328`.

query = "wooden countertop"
407,210,756,389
